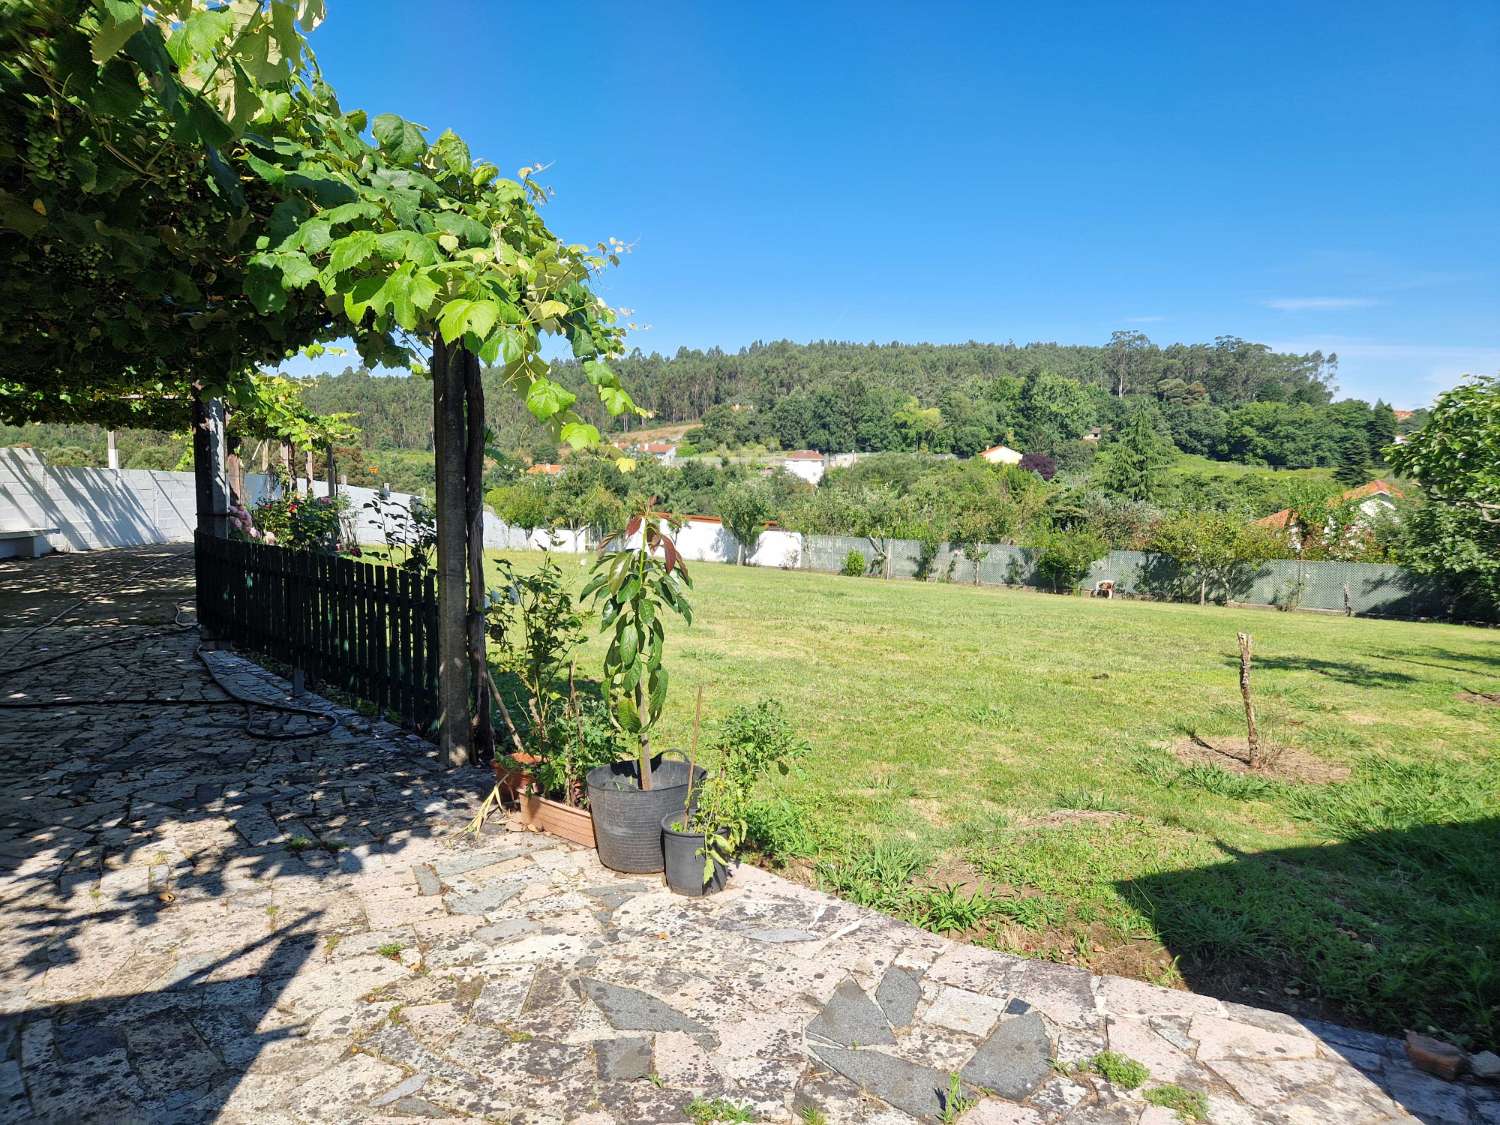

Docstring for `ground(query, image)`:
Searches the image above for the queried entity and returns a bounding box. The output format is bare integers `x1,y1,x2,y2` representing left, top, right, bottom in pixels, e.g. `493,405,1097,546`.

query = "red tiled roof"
526,463,563,476
1255,480,1405,528
782,450,823,461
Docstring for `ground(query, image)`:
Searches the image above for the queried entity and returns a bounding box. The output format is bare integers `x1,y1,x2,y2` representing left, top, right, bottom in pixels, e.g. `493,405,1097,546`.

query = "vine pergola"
1,0,642,766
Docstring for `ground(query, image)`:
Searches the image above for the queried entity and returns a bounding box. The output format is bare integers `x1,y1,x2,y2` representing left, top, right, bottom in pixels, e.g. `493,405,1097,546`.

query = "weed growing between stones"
1088,1051,1150,1089
1144,1083,1209,1122
687,1098,754,1124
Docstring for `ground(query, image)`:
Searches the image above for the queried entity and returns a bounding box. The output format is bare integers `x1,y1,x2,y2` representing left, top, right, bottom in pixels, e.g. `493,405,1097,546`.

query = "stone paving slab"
0,549,1495,1123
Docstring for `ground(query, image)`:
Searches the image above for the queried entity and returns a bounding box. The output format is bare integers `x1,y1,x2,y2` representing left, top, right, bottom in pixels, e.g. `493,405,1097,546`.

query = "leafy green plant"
248,490,348,551
535,692,626,806
939,1072,976,1123
687,1098,754,1124
486,555,589,764
582,503,693,789
910,883,993,934
798,1108,828,1125
841,548,867,577
1148,509,1281,605
376,942,403,960
1143,1084,1208,1122
677,700,809,880
1089,1051,1150,1089
719,479,774,564
361,492,436,571
1031,527,1106,593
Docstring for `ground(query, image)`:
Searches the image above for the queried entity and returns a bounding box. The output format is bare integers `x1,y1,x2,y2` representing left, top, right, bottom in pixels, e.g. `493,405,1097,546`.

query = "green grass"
687,1098,754,1124
1088,1051,1151,1089
1164,452,1335,482
1144,1084,1209,1122
485,550,1500,1043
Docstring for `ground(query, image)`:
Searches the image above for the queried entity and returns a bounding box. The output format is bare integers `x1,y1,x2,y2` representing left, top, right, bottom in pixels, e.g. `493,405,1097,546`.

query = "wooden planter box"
521,794,596,848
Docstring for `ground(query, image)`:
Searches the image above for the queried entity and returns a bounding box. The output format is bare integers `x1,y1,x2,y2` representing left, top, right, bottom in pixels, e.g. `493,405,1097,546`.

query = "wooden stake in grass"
684,685,704,811
1237,631,1260,769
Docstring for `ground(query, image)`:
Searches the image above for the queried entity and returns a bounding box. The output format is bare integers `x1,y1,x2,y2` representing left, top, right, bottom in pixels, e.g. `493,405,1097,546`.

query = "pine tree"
1097,412,1174,500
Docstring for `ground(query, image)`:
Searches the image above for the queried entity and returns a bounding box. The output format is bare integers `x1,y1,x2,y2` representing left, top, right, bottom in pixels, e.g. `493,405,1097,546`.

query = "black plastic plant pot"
585,752,704,874
661,813,729,897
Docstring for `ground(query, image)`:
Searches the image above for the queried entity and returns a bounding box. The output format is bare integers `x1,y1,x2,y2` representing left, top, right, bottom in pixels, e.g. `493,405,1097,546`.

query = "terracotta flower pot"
493,752,543,803
521,794,597,847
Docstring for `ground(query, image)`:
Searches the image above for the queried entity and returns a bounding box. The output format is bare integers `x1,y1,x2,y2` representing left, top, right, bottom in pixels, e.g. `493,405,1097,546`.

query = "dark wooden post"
191,388,229,539
1237,631,1260,768
463,346,495,760
433,335,472,766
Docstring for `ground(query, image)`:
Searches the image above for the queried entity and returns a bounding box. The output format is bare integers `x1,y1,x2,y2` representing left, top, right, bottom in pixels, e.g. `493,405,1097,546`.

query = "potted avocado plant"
663,700,808,896
582,502,702,873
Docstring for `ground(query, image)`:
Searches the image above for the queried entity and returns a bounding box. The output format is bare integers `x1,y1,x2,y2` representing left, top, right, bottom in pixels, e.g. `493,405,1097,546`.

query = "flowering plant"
249,492,349,552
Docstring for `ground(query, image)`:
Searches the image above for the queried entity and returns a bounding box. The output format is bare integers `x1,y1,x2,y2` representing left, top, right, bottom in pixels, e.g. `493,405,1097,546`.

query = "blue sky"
306,1,1499,407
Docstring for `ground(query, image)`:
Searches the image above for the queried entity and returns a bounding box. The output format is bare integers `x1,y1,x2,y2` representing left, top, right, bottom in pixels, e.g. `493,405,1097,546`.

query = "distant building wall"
0,448,196,556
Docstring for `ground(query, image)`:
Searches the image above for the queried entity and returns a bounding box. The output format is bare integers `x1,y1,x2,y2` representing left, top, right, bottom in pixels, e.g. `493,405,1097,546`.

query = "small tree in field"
718,480,773,564
954,510,996,585
1031,527,1106,593
1150,510,1280,605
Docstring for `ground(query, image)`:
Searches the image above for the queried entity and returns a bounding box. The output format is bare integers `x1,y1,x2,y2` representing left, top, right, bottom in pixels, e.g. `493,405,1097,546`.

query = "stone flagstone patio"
0,546,1495,1123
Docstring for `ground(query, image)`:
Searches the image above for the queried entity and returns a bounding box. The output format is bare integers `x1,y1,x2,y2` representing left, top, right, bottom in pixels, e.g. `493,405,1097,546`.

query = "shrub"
247,491,348,551
1031,527,1106,592
486,556,589,772
1018,451,1057,480
535,695,625,807
685,700,810,878
841,548,867,577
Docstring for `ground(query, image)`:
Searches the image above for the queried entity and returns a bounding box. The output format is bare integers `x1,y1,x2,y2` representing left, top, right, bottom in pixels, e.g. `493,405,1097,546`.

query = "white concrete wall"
783,459,826,485
749,527,802,568
0,448,197,556
628,516,802,569
1,449,802,570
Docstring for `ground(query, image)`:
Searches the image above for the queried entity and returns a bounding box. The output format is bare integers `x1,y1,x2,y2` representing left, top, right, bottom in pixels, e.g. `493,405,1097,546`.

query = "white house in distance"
1255,480,1405,548
635,441,678,465
781,450,826,484
978,443,1023,465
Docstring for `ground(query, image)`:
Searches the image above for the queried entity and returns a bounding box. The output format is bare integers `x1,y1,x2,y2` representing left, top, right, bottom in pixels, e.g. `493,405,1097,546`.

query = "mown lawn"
486,550,1500,1044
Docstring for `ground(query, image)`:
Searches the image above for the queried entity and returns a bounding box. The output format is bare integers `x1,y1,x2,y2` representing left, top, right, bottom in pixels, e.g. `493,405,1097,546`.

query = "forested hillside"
3,335,1416,485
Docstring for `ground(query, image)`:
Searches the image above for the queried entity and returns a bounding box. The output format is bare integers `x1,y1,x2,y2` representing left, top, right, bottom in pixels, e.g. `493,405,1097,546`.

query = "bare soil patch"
1172,735,1350,784
1456,690,1500,707
924,856,995,896
1018,809,1130,829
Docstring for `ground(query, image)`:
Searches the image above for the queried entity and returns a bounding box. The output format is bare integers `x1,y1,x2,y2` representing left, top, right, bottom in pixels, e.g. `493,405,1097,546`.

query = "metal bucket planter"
661,813,729,897
585,752,703,874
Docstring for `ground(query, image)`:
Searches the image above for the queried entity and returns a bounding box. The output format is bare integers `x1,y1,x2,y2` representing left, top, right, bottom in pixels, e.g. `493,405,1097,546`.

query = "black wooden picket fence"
195,532,439,731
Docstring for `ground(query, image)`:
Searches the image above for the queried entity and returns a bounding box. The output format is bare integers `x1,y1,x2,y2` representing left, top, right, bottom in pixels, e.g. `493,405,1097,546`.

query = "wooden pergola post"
432,336,472,766
191,389,229,539
463,345,494,760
